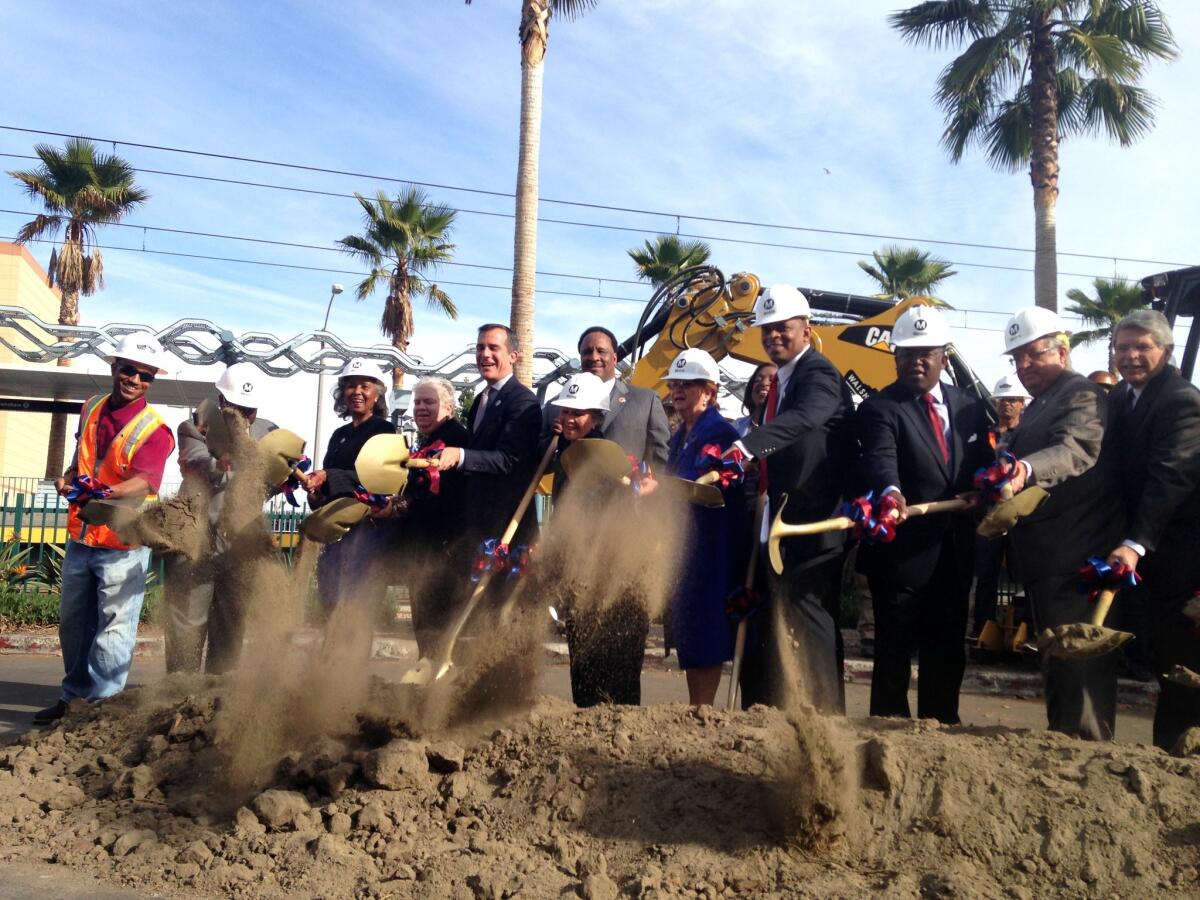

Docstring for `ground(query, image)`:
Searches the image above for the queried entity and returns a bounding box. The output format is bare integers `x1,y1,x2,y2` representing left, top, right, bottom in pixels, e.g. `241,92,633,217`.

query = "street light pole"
313,283,344,462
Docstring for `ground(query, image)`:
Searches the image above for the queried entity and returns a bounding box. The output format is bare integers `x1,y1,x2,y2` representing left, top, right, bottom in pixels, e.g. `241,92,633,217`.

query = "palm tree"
337,187,458,389
467,0,598,385
857,245,957,301
628,235,712,286
1065,276,1145,375
8,138,150,478
890,1,1176,312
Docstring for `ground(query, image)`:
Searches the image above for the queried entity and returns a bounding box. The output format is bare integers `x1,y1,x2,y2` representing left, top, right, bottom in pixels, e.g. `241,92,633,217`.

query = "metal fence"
1,485,310,592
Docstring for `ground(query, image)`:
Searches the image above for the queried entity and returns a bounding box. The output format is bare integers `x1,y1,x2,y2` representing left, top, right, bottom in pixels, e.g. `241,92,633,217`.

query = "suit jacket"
740,348,853,565
854,381,993,585
540,380,670,469
1107,366,1200,595
464,376,542,541
1001,370,1121,583
406,418,470,549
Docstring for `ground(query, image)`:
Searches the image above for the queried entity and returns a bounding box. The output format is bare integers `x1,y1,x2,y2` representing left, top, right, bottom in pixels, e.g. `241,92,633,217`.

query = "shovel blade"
977,486,1049,539
356,434,411,495
767,537,785,575
1036,624,1134,660
399,657,453,686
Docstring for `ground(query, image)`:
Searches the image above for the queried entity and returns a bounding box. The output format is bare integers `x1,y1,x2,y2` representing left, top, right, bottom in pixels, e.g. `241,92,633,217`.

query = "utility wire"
6,233,1085,337
0,207,1136,293
1,125,1192,270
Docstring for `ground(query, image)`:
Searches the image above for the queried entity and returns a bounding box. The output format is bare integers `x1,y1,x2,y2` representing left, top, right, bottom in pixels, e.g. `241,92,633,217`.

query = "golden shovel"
258,428,308,489
727,491,766,711
354,433,437,495
399,439,559,686
301,497,370,544
767,494,969,575
559,438,724,507
976,484,1049,539
1036,587,1134,659
77,492,149,533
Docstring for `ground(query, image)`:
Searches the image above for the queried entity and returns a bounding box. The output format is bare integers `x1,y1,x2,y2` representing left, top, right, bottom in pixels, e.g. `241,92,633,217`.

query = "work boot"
33,700,67,724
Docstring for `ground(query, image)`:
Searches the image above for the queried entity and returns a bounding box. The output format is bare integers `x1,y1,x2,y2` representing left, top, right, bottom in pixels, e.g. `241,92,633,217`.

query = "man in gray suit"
541,326,670,469
998,307,1122,741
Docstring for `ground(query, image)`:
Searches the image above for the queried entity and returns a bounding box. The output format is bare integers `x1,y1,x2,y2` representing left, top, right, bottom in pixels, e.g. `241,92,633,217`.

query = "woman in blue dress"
652,348,747,705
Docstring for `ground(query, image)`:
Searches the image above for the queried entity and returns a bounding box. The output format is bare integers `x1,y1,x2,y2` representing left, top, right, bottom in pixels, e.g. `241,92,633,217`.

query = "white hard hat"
552,372,611,412
105,332,170,375
891,305,953,349
215,362,264,409
992,375,1032,401
336,357,388,387
663,347,721,383
1003,307,1069,354
753,284,812,327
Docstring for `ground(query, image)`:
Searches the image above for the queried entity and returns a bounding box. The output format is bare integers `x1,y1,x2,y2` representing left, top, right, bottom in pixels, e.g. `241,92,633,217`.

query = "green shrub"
0,585,61,626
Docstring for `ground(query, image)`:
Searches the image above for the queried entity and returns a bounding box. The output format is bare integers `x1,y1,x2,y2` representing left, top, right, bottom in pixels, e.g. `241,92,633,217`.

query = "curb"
2,631,1159,708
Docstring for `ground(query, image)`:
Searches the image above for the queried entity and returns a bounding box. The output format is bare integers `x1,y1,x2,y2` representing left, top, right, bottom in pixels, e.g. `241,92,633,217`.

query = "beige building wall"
0,242,63,481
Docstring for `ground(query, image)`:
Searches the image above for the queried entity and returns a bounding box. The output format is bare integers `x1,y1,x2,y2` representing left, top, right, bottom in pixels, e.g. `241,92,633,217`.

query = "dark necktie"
472,387,490,433
921,393,949,464
758,374,780,495
1127,389,1137,414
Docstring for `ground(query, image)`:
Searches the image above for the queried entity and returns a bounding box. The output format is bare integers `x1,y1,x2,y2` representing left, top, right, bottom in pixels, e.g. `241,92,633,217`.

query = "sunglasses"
117,363,156,383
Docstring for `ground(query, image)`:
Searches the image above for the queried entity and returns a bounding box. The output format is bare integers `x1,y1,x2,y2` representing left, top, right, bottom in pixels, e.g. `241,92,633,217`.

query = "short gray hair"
415,376,456,412
1114,309,1174,352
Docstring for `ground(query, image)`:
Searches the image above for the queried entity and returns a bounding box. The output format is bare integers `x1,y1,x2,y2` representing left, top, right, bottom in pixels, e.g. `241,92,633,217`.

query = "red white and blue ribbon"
973,451,1019,503
352,484,391,513
698,443,745,489
470,539,534,583
66,475,112,505
1077,556,1141,601
840,491,897,544
725,586,763,622
409,440,445,496
280,456,311,507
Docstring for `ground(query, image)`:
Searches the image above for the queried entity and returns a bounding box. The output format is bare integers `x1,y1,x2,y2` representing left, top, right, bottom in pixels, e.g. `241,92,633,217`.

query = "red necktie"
922,393,949,464
758,374,780,494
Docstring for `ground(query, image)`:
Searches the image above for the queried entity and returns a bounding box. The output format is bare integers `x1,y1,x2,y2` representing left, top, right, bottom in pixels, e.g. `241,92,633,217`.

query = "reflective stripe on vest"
67,394,171,550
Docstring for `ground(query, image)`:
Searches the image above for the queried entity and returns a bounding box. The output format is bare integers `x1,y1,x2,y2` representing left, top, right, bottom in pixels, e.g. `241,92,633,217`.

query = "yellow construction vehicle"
614,266,992,403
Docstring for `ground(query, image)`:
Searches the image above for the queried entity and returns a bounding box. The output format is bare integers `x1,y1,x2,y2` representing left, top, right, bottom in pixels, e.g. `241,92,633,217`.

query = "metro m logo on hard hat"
567,383,580,395
1009,322,1020,336
914,318,928,332
242,382,254,394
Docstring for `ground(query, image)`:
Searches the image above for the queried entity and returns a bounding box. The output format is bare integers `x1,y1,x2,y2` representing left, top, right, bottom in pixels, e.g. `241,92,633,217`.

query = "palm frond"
890,0,1001,49
13,213,62,244
550,0,599,22
1077,78,1156,144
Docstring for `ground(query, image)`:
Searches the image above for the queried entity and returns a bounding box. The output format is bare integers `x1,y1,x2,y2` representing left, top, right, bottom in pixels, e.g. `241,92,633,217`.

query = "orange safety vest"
67,394,174,550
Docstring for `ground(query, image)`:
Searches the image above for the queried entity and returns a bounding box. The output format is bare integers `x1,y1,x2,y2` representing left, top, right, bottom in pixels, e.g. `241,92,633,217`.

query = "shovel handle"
405,459,434,469
422,439,560,680
1090,588,1118,628
727,491,767,711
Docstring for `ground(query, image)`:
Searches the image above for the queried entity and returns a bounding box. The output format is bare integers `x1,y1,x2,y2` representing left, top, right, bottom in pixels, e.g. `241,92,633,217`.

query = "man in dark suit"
999,307,1122,741
539,326,670,469
436,324,542,544
854,306,993,724
1103,310,1200,750
732,284,853,713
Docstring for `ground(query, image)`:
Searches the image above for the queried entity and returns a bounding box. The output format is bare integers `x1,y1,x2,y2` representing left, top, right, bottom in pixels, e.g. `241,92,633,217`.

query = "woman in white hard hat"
650,348,747,705
539,372,655,707
991,375,1031,439
302,357,396,612
387,376,470,656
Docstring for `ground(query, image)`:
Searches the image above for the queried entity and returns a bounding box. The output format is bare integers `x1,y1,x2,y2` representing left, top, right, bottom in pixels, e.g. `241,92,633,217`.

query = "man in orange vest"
35,332,175,724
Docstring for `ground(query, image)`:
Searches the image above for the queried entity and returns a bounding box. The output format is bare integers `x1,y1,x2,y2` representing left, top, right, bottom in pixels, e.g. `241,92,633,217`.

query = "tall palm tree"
337,187,458,389
890,1,1176,312
8,138,150,478
1065,276,1145,374
467,0,598,385
857,245,957,301
628,235,712,286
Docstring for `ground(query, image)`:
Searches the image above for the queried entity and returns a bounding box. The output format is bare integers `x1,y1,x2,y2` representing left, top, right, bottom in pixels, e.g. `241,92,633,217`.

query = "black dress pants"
868,539,970,724
1140,530,1200,751
739,552,845,714
564,593,649,708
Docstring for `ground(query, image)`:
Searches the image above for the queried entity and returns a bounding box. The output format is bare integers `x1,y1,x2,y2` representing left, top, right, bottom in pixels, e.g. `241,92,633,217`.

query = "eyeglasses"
1008,345,1058,367
117,364,156,383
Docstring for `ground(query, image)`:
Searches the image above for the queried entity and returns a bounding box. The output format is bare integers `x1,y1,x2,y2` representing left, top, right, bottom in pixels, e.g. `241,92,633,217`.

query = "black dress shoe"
33,700,67,724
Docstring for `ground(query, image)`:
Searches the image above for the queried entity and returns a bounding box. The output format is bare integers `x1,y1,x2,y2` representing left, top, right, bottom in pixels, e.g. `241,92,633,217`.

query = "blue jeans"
58,540,151,702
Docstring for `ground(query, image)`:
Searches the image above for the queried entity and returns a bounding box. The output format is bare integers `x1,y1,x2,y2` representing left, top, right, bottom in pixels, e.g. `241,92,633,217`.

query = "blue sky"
2,0,1197,446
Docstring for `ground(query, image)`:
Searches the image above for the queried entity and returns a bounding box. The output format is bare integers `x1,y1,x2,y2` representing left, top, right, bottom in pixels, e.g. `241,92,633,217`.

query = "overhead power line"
0,207,1138,295
1,125,1192,270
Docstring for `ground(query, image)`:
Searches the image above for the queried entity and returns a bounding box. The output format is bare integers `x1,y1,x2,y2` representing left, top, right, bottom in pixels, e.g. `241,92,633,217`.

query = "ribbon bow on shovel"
1077,556,1141,601
408,440,446,496
279,456,311,508
698,444,746,490
352,484,392,514
471,539,535,583
841,491,898,545
65,475,112,505
973,451,1020,503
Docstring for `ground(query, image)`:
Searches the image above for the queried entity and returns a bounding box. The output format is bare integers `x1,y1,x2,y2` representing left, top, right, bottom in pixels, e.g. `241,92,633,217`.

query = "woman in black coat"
390,376,469,654
303,358,395,614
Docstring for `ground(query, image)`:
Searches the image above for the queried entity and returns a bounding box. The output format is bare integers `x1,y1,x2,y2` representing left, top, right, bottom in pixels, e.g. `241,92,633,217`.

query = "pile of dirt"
2,678,1198,899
